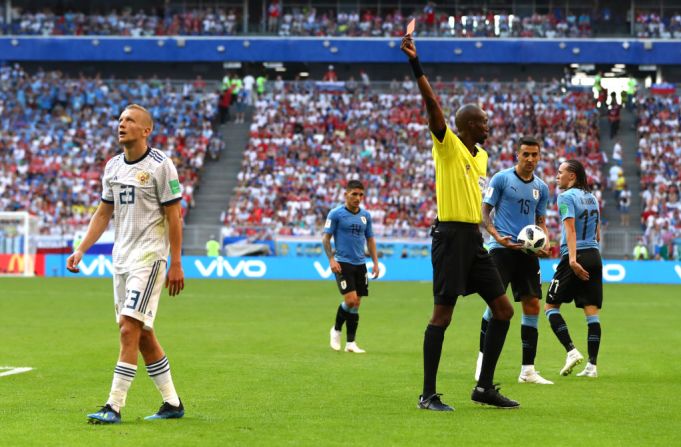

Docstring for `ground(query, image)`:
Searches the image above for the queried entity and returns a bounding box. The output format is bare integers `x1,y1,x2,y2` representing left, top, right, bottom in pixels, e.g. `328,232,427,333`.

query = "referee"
401,35,519,410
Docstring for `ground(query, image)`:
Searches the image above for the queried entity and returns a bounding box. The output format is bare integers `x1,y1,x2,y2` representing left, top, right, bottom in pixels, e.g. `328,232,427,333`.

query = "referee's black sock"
477,319,510,389
346,312,359,343
423,324,446,397
586,315,601,365
546,309,575,352
334,303,352,331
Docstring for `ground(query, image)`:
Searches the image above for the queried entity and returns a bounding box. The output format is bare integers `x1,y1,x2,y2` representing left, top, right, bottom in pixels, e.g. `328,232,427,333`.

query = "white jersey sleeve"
101,159,116,204
155,158,183,205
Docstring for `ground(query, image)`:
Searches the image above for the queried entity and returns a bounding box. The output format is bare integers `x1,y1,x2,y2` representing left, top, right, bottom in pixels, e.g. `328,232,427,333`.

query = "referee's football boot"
471,385,520,409
87,404,121,424
145,399,185,420
418,393,454,411
560,348,584,376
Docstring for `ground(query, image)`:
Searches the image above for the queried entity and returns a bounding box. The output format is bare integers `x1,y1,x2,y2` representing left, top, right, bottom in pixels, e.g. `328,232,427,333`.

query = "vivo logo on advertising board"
313,261,387,279
78,255,114,276
194,257,267,278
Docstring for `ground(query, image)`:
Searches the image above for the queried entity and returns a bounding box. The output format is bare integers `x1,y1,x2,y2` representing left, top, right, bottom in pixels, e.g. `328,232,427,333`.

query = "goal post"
0,211,39,277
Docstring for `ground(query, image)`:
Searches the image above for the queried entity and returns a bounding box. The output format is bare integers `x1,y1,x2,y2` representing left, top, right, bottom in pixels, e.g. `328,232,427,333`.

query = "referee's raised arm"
401,35,446,142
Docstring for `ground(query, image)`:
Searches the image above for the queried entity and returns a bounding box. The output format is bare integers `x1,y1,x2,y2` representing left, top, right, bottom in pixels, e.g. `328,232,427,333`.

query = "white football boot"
560,348,584,376
329,327,341,351
518,366,554,384
344,341,366,353
576,362,598,378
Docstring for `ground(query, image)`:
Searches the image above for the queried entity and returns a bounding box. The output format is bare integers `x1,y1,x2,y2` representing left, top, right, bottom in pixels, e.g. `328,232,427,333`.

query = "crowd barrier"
1,37,681,64
41,254,681,284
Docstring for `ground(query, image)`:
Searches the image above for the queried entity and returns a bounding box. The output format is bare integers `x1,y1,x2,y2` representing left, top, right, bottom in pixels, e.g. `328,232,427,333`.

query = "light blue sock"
586,315,600,324
521,314,539,328
482,307,492,321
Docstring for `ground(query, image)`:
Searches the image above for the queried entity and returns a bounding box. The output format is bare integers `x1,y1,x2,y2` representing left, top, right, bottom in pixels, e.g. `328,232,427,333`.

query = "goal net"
0,212,39,277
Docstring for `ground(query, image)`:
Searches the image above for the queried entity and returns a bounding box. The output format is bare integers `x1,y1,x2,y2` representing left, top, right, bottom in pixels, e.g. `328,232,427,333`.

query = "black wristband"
409,57,425,79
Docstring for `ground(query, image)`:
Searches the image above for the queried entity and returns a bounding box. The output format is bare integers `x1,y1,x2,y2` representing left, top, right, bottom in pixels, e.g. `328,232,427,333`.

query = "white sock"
107,361,137,412
146,356,180,407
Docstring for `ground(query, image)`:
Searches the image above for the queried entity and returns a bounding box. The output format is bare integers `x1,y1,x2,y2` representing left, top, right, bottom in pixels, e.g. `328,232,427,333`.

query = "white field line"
0,366,33,377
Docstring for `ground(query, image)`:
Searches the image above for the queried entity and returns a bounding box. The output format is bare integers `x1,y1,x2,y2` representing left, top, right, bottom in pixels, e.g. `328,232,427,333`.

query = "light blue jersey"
483,167,549,251
558,188,600,257
323,205,374,265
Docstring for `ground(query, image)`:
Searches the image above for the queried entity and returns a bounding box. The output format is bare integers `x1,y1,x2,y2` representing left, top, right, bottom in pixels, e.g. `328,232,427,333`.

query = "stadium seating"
224,80,601,251
4,6,664,38
635,94,681,259
0,64,223,234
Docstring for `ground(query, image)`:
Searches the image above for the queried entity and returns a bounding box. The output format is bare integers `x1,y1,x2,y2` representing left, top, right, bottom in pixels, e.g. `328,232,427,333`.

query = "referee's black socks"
477,319,510,389
423,324,446,397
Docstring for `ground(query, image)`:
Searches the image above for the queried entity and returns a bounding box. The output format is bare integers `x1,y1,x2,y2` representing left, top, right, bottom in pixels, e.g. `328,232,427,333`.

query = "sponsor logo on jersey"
533,188,540,200
136,171,151,185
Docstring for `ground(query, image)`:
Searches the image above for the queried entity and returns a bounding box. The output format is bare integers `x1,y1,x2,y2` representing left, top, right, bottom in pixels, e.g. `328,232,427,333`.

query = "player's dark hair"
518,136,540,151
564,160,590,191
346,180,364,191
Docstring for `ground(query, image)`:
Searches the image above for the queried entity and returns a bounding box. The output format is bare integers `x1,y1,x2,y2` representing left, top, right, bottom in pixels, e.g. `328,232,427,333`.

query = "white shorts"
113,260,166,330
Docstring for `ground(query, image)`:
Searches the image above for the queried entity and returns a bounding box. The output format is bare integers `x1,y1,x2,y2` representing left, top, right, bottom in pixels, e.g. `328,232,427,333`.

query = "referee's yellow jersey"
431,127,488,223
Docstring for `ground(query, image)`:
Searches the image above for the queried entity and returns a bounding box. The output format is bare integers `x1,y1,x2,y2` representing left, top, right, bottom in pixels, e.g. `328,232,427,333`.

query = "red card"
406,18,415,35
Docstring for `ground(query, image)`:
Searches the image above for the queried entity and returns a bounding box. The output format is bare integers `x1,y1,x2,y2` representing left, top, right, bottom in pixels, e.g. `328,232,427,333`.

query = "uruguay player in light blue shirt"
477,137,553,385
545,160,603,378
322,180,379,354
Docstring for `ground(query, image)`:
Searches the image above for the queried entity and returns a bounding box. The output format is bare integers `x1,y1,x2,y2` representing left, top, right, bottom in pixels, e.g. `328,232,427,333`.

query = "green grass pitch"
1,278,679,446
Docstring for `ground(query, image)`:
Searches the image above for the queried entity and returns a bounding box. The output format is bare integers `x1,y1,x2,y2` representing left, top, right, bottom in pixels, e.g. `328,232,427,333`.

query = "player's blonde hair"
124,104,154,131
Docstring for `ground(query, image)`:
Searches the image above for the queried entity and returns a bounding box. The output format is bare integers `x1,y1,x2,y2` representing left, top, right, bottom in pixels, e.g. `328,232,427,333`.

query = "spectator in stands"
619,183,631,226
206,235,221,257
633,238,649,260
608,92,621,138
323,65,338,82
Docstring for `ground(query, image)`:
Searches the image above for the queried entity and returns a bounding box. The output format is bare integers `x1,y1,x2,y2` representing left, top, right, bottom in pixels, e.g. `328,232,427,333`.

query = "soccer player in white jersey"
67,104,186,424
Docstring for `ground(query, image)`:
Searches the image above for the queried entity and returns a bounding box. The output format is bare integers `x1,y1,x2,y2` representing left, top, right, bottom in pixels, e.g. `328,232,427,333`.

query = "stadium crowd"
634,10,681,38
0,5,626,38
636,94,681,260
1,7,241,36
0,64,223,235
224,79,601,254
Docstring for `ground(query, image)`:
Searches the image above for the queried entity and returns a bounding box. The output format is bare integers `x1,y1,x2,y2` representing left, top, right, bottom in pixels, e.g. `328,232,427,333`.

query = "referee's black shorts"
490,248,542,302
546,248,603,309
431,221,505,306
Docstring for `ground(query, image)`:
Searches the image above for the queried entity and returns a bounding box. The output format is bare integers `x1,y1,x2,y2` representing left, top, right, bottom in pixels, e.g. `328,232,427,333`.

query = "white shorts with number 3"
113,260,166,330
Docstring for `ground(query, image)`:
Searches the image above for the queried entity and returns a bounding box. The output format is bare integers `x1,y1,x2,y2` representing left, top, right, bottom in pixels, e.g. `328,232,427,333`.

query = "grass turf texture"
1,278,679,446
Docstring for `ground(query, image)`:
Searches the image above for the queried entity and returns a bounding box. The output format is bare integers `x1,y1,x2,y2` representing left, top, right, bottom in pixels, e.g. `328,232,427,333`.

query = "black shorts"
335,262,369,297
431,221,505,306
490,248,542,302
546,249,603,309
